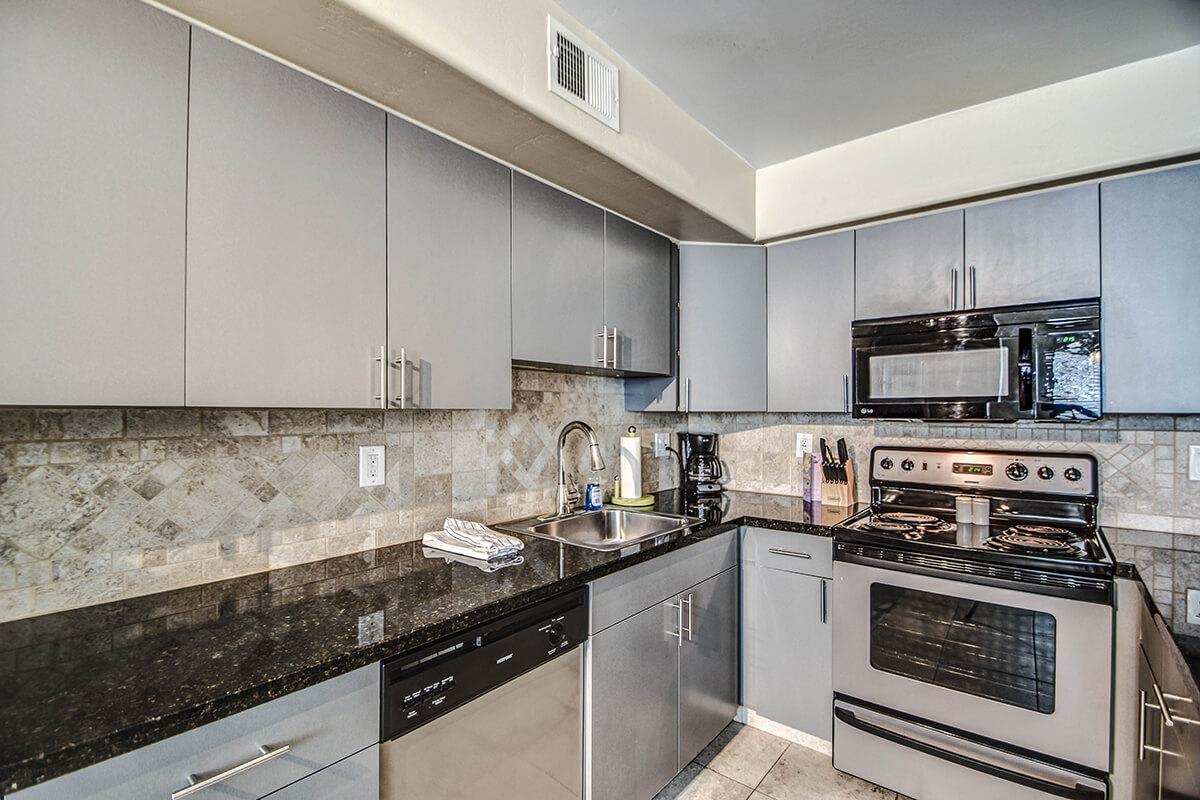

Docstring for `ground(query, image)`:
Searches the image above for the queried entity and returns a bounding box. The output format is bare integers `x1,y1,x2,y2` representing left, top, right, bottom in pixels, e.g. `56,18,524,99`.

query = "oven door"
832,558,1112,771
852,335,1026,421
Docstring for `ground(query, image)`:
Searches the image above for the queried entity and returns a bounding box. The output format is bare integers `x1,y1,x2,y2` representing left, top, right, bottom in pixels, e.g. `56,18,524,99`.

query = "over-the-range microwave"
850,299,1101,422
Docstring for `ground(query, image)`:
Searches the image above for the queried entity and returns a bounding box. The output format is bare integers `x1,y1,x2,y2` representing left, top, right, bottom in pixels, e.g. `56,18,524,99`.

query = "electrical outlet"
653,433,670,458
795,433,814,458
359,445,385,488
357,610,384,646
1189,589,1200,625
1190,445,1200,481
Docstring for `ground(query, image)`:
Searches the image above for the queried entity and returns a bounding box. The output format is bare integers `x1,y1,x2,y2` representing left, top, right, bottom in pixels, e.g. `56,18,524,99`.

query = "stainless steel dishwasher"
380,588,588,800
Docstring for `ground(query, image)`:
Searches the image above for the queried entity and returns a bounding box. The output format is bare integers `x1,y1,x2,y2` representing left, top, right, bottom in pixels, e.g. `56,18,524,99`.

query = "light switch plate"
796,433,814,458
1188,589,1200,626
653,433,670,458
359,445,385,488
1190,445,1200,481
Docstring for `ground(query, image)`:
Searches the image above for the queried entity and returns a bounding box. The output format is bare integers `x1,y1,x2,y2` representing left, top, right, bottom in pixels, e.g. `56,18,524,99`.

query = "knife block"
821,458,857,508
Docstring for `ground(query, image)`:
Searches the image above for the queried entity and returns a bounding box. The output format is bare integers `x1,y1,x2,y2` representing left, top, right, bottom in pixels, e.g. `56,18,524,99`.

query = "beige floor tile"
654,764,754,800
756,742,895,800
704,724,790,788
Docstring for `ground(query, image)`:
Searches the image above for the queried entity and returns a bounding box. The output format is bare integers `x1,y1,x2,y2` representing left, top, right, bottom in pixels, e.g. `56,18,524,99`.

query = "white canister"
971,496,990,526
955,495,974,524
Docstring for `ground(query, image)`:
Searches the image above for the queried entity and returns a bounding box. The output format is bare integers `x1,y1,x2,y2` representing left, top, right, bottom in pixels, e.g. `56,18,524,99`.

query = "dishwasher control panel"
381,587,588,740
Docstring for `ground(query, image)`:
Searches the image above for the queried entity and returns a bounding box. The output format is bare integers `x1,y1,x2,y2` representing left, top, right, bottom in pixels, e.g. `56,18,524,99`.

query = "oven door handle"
834,707,1105,800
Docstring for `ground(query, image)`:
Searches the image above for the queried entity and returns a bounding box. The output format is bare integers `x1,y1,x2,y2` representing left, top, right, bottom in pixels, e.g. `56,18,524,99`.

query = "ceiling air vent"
547,16,620,131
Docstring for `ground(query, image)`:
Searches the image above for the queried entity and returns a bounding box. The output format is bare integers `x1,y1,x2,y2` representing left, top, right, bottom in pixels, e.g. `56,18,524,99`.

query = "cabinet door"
767,232,854,412
388,117,512,409
743,566,832,740
511,173,605,368
854,210,964,320
0,0,188,406
964,184,1099,309
262,745,378,800
590,601,681,800
679,567,739,767
604,213,673,375
679,245,767,412
1135,647,1164,800
1101,165,1200,413
186,30,386,408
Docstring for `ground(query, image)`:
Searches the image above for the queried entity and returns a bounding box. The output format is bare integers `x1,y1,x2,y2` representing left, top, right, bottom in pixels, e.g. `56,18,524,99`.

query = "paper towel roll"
619,428,642,499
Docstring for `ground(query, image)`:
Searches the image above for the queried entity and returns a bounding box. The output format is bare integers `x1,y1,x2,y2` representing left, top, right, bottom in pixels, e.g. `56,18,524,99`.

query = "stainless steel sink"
494,508,700,551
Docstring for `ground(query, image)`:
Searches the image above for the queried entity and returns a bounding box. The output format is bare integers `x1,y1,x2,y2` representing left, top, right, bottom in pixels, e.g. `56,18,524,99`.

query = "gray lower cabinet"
853,210,964,320
678,245,767,412
604,213,673,375
10,665,378,799
0,0,189,406
511,173,606,368
185,30,386,408
678,568,740,764
767,231,854,412
387,117,512,409
963,183,1099,309
261,745,379,800
742,528,833,741
590,599,682,800
1101,164,1200,413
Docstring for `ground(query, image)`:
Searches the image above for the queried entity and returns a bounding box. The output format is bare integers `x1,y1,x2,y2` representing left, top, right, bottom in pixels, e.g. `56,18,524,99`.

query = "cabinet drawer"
590,529,737,633
742,527,832,577
14,665,378,800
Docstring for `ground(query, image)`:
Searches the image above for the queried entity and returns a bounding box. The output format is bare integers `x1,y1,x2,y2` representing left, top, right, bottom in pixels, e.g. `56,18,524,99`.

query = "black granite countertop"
0,489,858,793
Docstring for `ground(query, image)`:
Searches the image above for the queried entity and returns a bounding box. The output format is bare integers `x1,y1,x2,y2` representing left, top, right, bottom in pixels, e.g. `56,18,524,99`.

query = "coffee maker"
679,432,724,496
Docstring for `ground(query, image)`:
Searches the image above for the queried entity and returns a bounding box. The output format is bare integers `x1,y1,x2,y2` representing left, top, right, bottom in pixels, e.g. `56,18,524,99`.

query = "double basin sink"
494,508,700,551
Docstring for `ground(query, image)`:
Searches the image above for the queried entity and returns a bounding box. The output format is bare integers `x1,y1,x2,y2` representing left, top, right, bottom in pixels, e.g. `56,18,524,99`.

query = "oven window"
869,583,1056,713
868,348,1008,399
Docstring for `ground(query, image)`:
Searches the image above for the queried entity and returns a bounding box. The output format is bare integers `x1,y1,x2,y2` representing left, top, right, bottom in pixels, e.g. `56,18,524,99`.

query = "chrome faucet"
555,421,605,516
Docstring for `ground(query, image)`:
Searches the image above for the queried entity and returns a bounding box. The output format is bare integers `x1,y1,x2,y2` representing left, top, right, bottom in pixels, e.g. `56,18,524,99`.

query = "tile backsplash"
3,375,1198,637
691,411,1200,635
0,370,680,622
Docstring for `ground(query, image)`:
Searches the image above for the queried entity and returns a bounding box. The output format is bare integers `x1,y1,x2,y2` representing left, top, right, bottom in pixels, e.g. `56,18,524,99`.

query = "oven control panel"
871,447,1096,496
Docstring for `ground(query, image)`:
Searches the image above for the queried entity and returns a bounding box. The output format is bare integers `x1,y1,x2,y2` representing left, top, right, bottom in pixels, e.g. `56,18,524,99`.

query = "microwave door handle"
1017,328,1035,412
833,706,1105,800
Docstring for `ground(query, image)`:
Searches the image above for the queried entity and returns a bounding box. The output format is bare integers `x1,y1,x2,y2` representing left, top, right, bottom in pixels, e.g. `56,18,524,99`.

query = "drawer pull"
171,744,291,799
768,548,812,559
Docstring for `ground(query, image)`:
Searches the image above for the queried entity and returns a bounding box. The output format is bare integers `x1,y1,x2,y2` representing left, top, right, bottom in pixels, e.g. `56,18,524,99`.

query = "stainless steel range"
832,446,1114,800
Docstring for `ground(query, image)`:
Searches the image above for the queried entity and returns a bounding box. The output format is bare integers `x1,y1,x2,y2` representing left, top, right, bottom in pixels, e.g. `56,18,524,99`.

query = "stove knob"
1005,462,1028,481
546,623,568,648
1063,467,1083,482
879,457,894,470
900,459,915,472
1037,466,1054,480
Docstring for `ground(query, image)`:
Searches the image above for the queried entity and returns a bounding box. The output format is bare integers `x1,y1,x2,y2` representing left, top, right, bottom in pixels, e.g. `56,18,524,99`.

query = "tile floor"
653,722,908,800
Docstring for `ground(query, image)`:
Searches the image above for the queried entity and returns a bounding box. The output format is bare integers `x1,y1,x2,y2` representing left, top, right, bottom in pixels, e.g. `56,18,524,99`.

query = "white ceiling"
557,0,1200,167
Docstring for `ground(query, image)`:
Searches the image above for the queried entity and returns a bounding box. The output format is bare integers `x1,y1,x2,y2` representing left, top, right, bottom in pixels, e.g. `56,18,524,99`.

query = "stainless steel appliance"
851,300,1101,421
832,446,1114,800
680,432,724,495
380,588,588,800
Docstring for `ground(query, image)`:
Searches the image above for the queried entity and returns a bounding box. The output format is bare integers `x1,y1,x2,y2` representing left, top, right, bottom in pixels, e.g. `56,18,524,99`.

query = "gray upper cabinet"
679,245,767,412
604,213,673,375
1101,165,1200,413
964,184,1099,309
854,210,964,320
388,118,512,409
767,232,854,412
511,173,605,368
185,30,386,408
0,0,189,406
678,567,739,767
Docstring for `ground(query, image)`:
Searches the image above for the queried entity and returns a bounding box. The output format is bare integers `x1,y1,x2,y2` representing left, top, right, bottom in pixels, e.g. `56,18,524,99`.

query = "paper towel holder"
614,426,656,507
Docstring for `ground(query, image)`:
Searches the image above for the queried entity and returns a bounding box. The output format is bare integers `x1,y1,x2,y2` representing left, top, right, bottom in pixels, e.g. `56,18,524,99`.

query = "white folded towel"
422,547,525,573
421,518,525,561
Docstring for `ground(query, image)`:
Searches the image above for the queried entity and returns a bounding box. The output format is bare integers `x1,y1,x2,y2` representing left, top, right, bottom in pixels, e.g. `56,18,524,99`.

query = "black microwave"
851,300,1101,422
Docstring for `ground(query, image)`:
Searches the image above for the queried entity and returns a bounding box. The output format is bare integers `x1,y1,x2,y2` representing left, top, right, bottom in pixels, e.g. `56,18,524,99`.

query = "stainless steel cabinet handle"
950,268,959,311
685,593,693,641
819,579,828,624
608,327,619,369
666,599,686,645
1153,681,1176,727
681,377,691,413
843,374,850,413
595,327,608,366
1139,688,1150,761
171,744,291,799
373,345,388,409
393,348,408,410
768,548,812,559
969,265,977,308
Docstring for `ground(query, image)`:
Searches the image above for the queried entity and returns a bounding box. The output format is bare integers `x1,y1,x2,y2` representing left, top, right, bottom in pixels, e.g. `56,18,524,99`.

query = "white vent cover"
547,16,620,131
